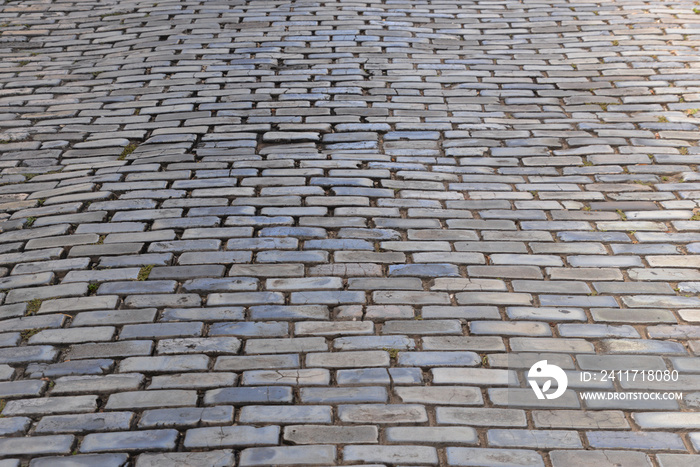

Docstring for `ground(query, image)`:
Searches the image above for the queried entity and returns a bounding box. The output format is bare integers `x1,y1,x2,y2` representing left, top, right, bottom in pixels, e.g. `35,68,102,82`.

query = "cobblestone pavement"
1,0,700,465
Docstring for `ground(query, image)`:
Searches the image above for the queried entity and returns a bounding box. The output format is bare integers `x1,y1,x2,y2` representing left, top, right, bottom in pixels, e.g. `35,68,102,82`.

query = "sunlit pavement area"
1,0,700,465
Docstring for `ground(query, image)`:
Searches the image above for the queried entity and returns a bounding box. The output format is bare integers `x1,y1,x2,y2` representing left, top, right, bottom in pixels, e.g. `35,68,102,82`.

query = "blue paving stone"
389,264,461,277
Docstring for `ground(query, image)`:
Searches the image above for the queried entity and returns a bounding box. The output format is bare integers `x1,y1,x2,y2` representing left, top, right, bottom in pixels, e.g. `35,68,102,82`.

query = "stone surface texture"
0,0,698,464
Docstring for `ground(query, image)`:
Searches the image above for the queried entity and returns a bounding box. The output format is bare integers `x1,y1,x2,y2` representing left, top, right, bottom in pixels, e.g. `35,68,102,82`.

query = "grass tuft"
137,264,154,281
20,328,44,340
118,142,137,160
26,299,42,315
383,348,400,359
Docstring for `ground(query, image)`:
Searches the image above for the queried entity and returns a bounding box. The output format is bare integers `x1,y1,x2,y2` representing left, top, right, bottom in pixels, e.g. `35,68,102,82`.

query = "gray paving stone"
300,386,388,404
386,426,477,444
0,417,31,436
306,350,388,368
446,448,544,467
284,425,378,444
633,412,700,429
0,379,44,398
344,445,438,465
656,454,700,467
295,321,373,336
135,451,233,467
149,372,236,390
338,404,427,423
124,294,202,308
241,368,329,386
0,435,75,457
2,396,97,416
423,336,506,352
549,450,652,467
489,388,581,409
204,386,293,405
432,368,517,386
587,431,685,450
334,336,416,351
138,406,233,429
600,339,687,355
239,405,331,424
0,0,698,463
209,321,288,337
119,323,203,340
396,386,482,405
120,355,209,373
66,342,153,361
80,430,178,453
156,337,241,355
239,446,335,466
36,412,133,434
30,454,128,467
383,319,463,335
397,351,480,367
215,354,299,371
105,390,197,410
25,360,115,380
533,410,629,429
488,429,582,448
245,337,327,355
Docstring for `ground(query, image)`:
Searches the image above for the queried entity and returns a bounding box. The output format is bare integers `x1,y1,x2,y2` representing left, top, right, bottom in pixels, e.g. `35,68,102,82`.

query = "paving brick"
284,425,378,444
488,429,582,448
105,391,197,410
338,404,427,423
344,445,438,465
549,450,652,467
0,417,31,436
31,454,128,467
238,446,336,466
386,426,477,444
135,451,233,467
0,435,75,457
0,0,697,462
138,406,233,429
2,396,97,416
36,412,133,434
80,430,178,453
183,425,280,449
447,448,544,466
